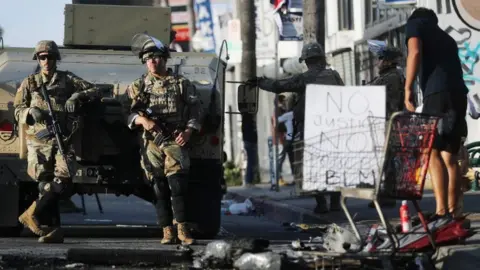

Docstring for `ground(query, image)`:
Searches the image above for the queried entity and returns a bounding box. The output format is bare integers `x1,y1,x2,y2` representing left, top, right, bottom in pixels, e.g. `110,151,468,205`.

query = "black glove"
29,107,45,124
65,93,81,113
245,77,261,86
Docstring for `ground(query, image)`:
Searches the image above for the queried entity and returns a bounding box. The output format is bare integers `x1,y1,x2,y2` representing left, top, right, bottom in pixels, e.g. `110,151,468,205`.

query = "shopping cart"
340,111,439,254
293,111,473,267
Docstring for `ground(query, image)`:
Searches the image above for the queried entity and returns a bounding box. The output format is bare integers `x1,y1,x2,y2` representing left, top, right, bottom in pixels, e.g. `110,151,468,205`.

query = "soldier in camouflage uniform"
124,34,202,245
14,40,99,243
366,42,405,120
365,42,405,209
249,42,345,213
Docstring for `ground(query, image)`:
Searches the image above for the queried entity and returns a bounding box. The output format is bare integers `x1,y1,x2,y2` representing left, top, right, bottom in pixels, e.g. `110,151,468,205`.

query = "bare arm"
405,37,422,111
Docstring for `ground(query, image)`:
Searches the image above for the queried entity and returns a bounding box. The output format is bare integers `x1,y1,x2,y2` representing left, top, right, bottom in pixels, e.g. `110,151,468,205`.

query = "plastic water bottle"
400,200,412,233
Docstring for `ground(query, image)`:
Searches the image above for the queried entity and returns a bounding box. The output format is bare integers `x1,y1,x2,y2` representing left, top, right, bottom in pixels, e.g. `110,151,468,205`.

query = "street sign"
194,0,216,53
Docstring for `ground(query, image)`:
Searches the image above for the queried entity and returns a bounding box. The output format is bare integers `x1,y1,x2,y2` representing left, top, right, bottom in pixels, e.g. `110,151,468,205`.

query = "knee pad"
167,174,188,197
153,177,170,200
38,181,49,196
41,178,72,198
38,181,63,196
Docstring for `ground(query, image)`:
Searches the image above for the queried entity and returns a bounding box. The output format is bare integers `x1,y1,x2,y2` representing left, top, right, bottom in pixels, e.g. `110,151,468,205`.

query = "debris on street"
221,198,256,215
233,251,282,270
322,224,362,253
193,238,271,269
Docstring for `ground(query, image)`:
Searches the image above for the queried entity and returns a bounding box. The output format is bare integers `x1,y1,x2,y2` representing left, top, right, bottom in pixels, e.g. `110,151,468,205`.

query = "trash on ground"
231,238,270,254
202,240,233,262
221,198,255,215
195,238,270,269
322,223,361,253
233,251,282,270
64,263,86,269
283,222,328,233
309,236,323,243
291,239,305,250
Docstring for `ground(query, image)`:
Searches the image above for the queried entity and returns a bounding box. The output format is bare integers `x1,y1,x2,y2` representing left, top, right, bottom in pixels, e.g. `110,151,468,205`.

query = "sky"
0,0,71,47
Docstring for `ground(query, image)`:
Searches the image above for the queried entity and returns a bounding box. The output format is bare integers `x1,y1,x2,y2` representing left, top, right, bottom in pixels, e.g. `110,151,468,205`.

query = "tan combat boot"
160,226,175,244
177,223,195,245
18,201,46,236
38,228,64,243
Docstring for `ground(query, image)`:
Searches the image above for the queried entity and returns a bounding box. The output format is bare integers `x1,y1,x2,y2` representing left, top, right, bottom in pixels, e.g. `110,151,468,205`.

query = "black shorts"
422,91,467,153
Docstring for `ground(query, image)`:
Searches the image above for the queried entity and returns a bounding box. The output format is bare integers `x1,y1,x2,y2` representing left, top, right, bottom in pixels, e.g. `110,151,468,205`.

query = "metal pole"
272,4,280,192
228,105,235,162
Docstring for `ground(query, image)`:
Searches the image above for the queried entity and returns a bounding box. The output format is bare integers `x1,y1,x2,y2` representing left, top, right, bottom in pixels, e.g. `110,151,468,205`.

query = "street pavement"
227,183,480,270
3,187,479,269
0,193,309,269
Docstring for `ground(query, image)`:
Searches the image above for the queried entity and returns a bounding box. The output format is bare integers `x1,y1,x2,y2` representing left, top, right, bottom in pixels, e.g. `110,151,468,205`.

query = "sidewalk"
225,184,480,269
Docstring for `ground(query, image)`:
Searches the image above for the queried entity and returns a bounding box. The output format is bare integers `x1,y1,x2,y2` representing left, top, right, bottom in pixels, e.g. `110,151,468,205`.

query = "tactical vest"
293,68,344,134
25,72,70,137
137,73,189,126
27,72,69,113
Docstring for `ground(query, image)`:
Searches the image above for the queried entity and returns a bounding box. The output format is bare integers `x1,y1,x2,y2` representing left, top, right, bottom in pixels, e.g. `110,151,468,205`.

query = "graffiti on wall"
441,0,480,91
445,26,480,90
438,0,480,142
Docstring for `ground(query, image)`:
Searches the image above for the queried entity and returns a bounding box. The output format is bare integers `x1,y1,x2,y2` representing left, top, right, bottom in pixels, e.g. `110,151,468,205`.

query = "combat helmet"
131,33,170,63
368,40,403,62
32,40,61,60
299,42,325,63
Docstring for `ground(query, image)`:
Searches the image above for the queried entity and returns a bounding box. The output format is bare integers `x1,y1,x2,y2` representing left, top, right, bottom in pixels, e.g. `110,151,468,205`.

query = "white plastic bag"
322,224,361,253
233,252,281,270
202,240,232,261
229,198,255,215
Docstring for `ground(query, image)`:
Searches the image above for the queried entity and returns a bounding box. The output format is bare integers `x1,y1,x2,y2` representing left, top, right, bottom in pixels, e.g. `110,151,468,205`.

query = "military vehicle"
0,4,258,237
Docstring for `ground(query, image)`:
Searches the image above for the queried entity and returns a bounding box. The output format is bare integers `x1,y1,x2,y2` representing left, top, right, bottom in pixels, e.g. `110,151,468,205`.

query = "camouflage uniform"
366,46,405,120
368,67,405,119
125,33,202,245
127,73,201,179
254,42,344,213
14,40,98,243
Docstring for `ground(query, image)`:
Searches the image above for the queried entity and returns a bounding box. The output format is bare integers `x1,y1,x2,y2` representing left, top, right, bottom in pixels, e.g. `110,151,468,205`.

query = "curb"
67,248,193,266
225,192,333,225
226,191,480,225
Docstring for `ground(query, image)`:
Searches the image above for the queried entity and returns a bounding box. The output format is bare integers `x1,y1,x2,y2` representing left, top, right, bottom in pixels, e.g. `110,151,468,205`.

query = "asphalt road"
0,194,310,269
59,193,310,240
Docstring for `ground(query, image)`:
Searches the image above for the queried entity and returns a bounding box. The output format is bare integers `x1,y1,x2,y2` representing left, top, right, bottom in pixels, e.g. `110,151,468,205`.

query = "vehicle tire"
189,189,222,240
187,159,222,240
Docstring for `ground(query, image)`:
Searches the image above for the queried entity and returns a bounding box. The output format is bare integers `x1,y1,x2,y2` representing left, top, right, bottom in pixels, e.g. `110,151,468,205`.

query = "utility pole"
302,0,325,47
187,0,196,51
301,0,326,199
238,0,258,185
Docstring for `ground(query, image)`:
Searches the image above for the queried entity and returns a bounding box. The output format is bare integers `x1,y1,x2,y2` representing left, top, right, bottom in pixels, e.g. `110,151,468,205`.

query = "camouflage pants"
140,140,190,180
26,138,74,182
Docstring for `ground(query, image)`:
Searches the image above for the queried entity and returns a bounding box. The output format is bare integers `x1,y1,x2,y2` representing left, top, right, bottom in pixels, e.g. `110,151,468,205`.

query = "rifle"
137,107,178,147
38,84,73,178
